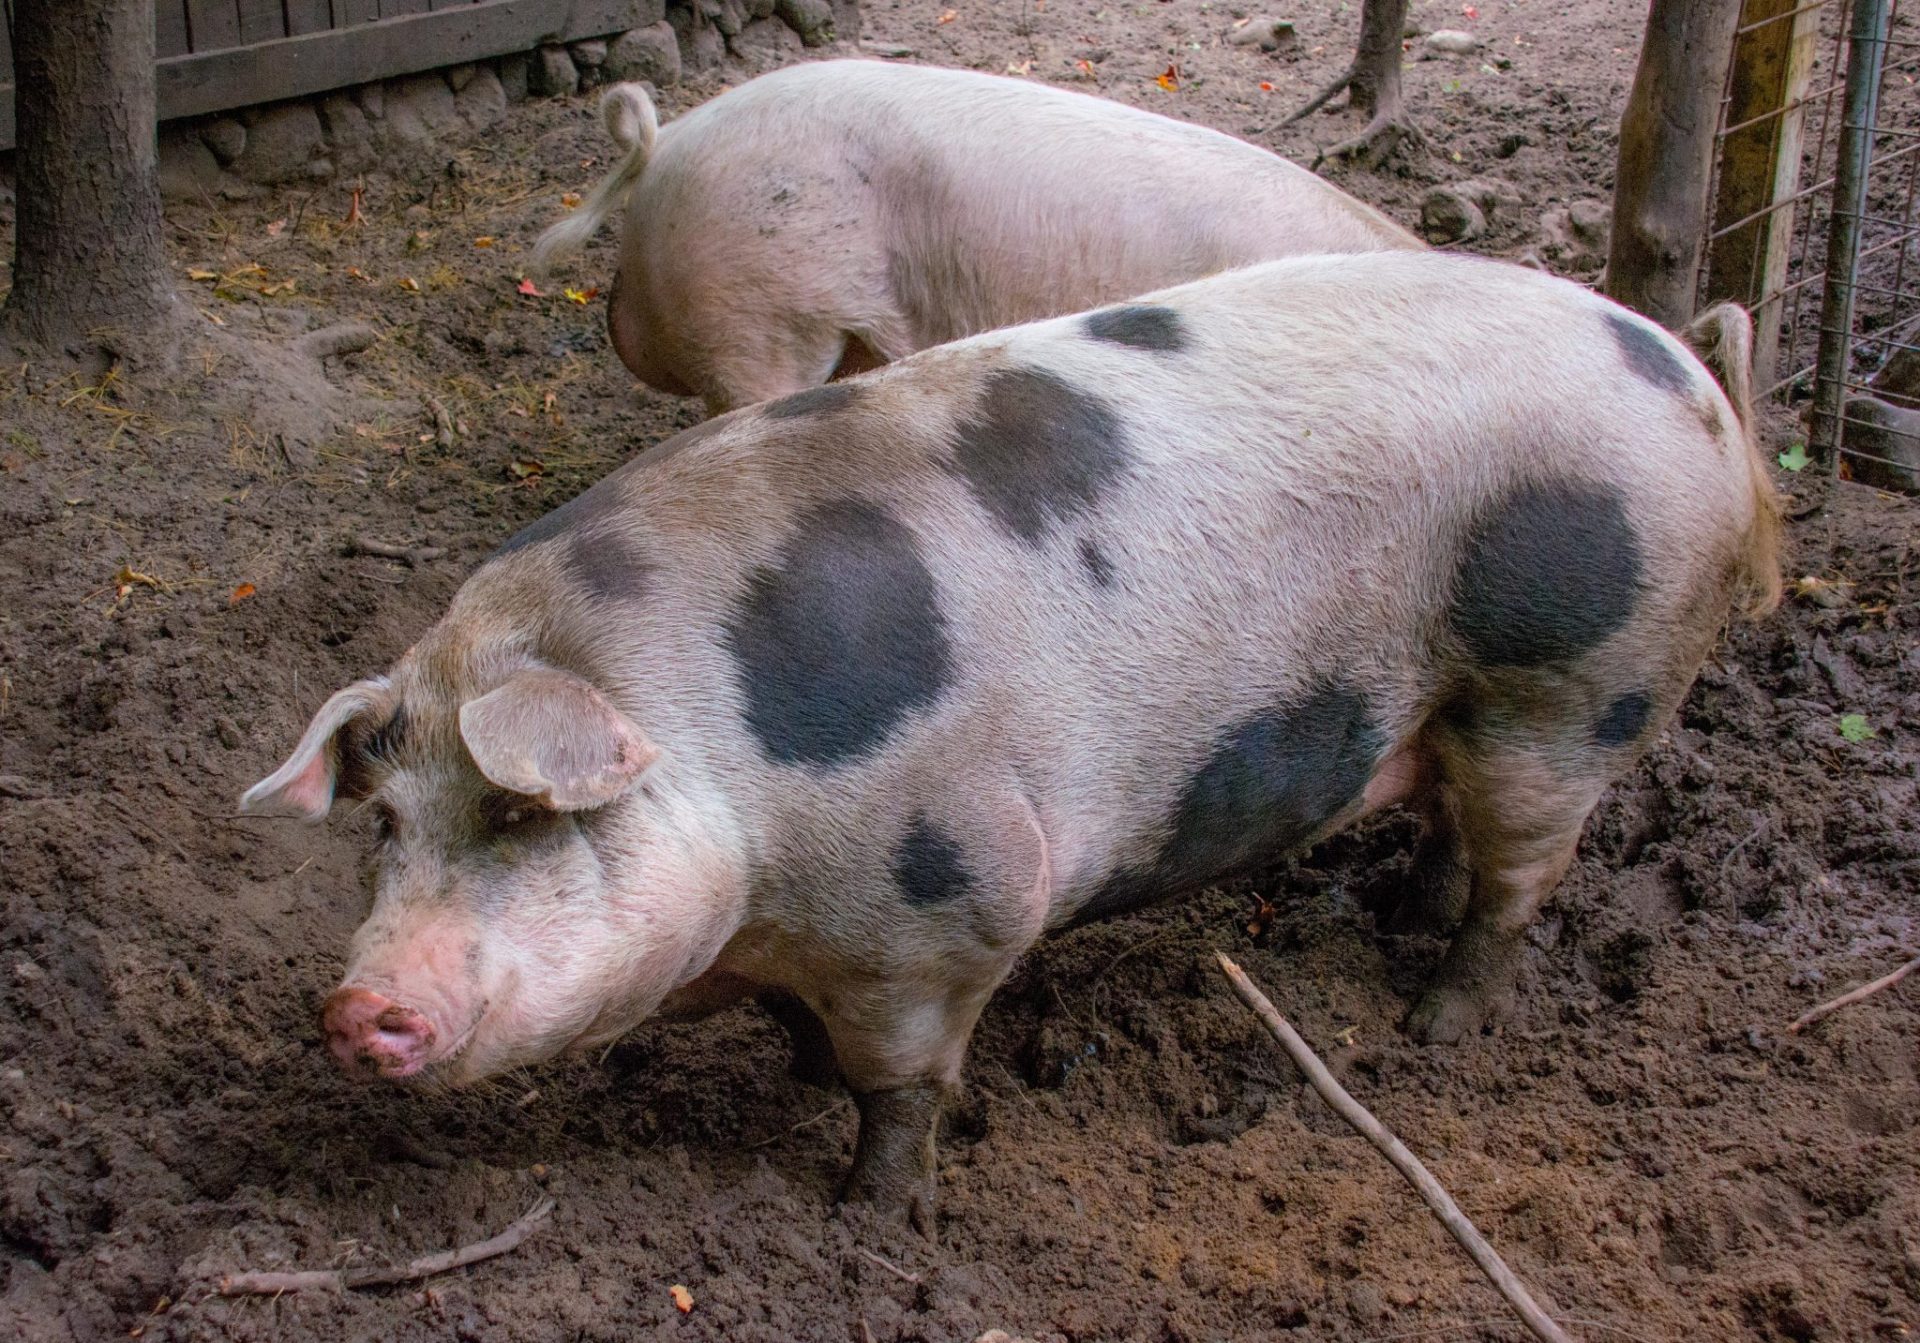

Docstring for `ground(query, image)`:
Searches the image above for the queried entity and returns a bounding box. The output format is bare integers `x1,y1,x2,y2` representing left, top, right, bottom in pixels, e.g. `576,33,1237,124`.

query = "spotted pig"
530,59,1421,414
242,254,1779,1220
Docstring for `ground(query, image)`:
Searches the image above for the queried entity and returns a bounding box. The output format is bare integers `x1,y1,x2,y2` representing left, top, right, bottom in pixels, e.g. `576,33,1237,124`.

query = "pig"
529,59,1422,414
242,253,1779,1222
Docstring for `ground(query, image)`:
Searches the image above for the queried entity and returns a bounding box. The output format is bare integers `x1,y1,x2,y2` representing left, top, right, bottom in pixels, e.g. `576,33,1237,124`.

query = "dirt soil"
1,2,1917,1340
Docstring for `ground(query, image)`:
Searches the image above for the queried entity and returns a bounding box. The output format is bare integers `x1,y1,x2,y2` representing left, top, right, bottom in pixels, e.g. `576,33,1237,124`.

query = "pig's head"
240,638,745,1088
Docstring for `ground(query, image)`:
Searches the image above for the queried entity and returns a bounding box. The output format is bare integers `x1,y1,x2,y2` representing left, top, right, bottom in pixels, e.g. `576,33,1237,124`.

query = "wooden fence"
0,0,656,150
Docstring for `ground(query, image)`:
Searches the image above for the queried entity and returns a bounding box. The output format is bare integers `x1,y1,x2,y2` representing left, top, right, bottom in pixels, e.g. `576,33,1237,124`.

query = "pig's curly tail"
528,82,660,274
1683,301,1783,620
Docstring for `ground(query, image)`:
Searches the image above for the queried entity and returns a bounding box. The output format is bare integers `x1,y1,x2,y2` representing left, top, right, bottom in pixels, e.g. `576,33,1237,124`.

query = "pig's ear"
238,678,393,821
458,667,659,811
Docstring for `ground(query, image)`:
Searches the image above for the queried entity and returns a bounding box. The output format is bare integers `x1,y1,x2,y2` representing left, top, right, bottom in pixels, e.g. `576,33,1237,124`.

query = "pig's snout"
322,986,437,1079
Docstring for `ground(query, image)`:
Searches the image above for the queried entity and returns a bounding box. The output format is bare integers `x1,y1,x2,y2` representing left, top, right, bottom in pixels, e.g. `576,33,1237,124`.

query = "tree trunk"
3,0,182,354
1606,0,1745,328
1348,0,1410,121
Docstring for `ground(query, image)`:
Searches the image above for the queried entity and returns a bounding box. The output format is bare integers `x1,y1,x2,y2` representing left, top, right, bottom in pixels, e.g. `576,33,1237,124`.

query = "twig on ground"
216,1197,554,1296
1788,951,1920,1034
345,534,445,568
750,1098,851,1148
1215,952,1575,1343
857,1246,921,1286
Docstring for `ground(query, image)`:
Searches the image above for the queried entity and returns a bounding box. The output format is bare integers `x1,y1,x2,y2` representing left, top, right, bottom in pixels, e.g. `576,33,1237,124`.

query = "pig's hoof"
837,1169,937,1236
1404,985,1491,1045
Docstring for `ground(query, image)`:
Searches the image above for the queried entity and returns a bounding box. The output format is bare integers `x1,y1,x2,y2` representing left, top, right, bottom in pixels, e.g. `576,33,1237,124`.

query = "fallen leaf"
936,7,956,20
1155,63,1179,91
563,286,591,305
1462,3,1479,16
561,192,583,209
343,187,365,228
543,391,557,413
1838,712,1876,743
670,1285,694,1314
345,266,372,282
266,218,287,237
1259,80,1274,91
407,229,431,253
506,456,546,480
474,235,496,248
1006,59,1033,76
258,279,297,297
229,583,256,606
1777,442,1810,472
187,268,218,282
398,276,421,292
517,278,544,297
1075,58,1096,77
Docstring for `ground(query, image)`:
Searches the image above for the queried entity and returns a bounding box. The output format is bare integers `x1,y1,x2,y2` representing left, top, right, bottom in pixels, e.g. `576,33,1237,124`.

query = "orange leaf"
1260,80,1275,91
345,266,371,282
397,276,420,292
229,583,256,606
517,278,544,297
474,236,496,248
1155,63,1179,91
936,7,956,20
670,1286,694,1314
1462,3,1479,16
561,192,583,209
1075,58,1095,76
266,218,287,237
506,455,546,480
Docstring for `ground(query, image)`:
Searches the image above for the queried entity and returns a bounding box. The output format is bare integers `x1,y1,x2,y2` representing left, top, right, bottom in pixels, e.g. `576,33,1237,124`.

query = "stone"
1841,395,1920,493
1539,199,1610,270
1869,346,1920,409
671,11,727,75
1423,28,1482,56
732,15,805,68
714,0,750,36
317,93,374,172
1421,187,1485,243
199,117,247,166
532,44,580,97
776,0,836,45
831,0,861,42
445,62,479,92
746,0,776,18
454,64,509,133
352,81,385,120
497,52,530,102
1226,16,1297,50
382,72,464,148
606,24,683,87
231,102,326,185
570,37,609,66
159,128,226,202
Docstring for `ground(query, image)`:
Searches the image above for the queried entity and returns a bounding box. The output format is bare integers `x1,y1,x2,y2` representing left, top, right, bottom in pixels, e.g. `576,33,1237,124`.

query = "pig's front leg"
843,1083,948,1230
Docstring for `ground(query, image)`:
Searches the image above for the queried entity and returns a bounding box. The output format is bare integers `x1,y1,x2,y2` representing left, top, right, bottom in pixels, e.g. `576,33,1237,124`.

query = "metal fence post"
1809,0,1894,468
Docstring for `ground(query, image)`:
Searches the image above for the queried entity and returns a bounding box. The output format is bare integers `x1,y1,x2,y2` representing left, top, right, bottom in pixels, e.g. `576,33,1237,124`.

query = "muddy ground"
1,1,1917,1340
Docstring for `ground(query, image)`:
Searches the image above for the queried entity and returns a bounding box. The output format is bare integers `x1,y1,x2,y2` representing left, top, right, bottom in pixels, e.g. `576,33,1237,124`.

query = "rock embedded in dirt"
570,37,611,68
1226,16,1298,50
445,62,479,93
230,102,328,184
498,51,531,101
733,16,805,68
199,117,247,165
1538,198,1612,269
532,43,581,97
382,72,465,147
1423,28,1482,56
1421,176,1524,242
777,0,837,45
317,93,373,171
158,127,227,201
455,65,510,133
607,23,684,86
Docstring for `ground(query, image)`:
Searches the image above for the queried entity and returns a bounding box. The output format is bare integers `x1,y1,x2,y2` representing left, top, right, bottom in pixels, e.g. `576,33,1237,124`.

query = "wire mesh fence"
1699,0,1918,490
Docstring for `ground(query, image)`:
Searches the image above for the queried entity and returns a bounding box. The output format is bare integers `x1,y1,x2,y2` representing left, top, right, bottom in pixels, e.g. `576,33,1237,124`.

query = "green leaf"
1778,442,1810,472
1838,713,1876,743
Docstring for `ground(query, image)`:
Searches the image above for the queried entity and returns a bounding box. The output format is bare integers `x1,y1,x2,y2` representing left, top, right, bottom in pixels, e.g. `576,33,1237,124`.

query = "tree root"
1312,103,1425,170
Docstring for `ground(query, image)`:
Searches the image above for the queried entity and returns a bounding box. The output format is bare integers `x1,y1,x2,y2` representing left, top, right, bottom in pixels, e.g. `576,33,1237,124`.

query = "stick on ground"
1787,951,1920,1034
1215,953,1575,1343
217,1197,555,1296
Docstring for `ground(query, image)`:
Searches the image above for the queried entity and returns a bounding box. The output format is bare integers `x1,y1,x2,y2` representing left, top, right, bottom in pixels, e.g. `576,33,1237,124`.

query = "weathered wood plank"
186,0,245,51
1705,0,1821,388
236,0,287,44
381,0,433,17
337,0,381,24
156,0,650,122
155,1,194,58
284,0,335,36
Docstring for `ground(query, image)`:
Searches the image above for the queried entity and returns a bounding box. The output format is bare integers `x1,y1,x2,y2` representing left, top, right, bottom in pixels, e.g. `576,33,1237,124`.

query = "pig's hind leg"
1405,706,1619,1044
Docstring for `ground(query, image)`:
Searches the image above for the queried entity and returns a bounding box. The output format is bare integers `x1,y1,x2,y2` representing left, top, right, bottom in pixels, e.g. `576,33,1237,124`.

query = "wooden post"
1607,0,1745,328
1705,0,1822,390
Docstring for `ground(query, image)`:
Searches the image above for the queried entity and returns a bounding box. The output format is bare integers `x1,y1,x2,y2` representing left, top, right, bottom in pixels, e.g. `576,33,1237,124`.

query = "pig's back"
644,61,1419,348
519,253,1757,913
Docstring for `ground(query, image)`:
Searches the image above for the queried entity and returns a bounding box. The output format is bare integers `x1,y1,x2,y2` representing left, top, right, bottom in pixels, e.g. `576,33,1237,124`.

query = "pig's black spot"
1078,537,1115,588
1448,480,1642,668
1605,311,1694,399
493,475,630,556
1592,691,1653,747
893,815,973,907
764,382,863,420
725,499,953,766
952,367,1130,545
1070,682,1383,926
1085,305,1188,353
564,529,653,602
